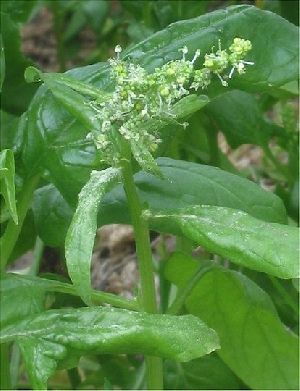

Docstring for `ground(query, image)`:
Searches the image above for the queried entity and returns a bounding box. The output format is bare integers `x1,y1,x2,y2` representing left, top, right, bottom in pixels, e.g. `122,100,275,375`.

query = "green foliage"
1,2,299,390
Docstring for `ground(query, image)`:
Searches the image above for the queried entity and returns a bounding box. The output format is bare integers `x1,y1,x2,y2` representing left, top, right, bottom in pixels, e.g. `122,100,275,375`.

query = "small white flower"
179,46,188,60
191,49,201,64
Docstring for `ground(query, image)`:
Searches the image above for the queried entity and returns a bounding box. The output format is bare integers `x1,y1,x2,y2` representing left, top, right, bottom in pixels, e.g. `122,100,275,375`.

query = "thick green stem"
1,175,40,271
120,155,163,390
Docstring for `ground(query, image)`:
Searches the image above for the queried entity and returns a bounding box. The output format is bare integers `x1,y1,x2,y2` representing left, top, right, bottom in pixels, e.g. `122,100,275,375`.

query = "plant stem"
120,155,163,390
1,174,40,271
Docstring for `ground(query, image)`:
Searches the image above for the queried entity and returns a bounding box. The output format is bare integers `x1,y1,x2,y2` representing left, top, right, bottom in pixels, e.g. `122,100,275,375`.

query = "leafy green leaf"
0,149,18,224
25,66,110,102
167,265,299,390
173,95,210,118
24,67,100,132
0,307,220,389
22,62,106,182
100,157,287,226
65,168,120,304
147,205,299,279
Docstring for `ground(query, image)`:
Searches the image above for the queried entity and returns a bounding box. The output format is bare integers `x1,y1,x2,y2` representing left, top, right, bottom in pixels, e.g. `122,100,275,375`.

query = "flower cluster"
89,38,253,169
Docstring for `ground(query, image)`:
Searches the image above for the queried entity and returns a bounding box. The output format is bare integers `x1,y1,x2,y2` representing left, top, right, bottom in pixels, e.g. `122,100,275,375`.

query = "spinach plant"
0,4,299,390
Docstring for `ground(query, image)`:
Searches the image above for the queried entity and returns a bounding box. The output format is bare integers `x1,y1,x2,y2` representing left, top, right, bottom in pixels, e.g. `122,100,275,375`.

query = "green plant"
0,3,299,390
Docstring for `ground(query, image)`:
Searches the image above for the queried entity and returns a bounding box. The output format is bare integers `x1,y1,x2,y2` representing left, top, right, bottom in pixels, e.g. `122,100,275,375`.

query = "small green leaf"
0,149,18,224
173,94,209,118
130,140,163,177
65,168,120,304
0,307,219,389
147,205,299,279
24,66,41,83
25,66,109,101
168,266,299,390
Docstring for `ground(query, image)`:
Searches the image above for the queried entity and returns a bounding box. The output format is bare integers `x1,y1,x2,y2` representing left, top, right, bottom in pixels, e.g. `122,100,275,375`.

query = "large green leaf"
147,205,299,279
167,264,299,390
0,149,18,224
65,168,120,304
0,307,219,389
100,158,287,225
22,63,107,190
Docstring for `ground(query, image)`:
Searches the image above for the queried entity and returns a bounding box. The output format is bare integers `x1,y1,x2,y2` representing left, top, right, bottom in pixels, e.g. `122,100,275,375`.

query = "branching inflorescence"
89,38,253,171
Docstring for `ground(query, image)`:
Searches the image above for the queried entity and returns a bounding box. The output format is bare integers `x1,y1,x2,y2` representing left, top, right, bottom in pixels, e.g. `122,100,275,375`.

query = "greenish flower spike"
89,38,253,173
